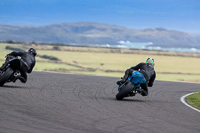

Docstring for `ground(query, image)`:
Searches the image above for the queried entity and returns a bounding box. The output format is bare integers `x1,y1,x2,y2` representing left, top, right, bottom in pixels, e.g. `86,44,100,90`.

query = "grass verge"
186,92,200,110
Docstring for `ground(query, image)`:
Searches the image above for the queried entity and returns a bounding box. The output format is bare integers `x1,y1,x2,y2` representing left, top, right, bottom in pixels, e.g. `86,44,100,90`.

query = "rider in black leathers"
117,58,156,96
0,48,37,83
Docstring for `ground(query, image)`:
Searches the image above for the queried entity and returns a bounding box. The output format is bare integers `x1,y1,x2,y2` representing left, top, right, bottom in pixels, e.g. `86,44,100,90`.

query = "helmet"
28,48,37,56
146,58,155,66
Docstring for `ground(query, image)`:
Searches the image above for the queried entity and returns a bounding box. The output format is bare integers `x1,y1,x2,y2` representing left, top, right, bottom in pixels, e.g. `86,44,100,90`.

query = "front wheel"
116,82,134,100
0,67,14,86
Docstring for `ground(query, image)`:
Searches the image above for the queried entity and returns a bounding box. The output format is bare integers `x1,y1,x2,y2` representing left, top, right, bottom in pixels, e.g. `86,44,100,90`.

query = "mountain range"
0,22,199,48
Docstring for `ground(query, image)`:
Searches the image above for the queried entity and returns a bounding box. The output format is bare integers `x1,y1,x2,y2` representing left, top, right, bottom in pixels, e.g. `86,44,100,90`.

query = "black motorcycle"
116,71,146,100
0,56,24,86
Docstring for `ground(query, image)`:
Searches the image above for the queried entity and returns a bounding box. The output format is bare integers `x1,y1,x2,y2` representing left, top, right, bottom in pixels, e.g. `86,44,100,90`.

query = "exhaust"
14,71,21,77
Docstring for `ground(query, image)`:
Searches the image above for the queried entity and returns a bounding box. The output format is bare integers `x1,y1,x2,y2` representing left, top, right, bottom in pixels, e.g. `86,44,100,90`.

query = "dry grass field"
1,43,200,83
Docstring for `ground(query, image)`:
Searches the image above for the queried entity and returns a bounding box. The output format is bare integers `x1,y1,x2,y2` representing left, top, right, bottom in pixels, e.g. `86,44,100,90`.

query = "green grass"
186,92,200,110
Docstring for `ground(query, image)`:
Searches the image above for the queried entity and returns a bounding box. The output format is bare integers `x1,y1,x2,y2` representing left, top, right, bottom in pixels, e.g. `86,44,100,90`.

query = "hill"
0,22,199,48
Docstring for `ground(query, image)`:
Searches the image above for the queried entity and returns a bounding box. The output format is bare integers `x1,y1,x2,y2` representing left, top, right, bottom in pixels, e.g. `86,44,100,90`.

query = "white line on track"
180,92,200,113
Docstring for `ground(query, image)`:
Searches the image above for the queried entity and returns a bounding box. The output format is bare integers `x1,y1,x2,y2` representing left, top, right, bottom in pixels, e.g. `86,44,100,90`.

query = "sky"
0,0,199,33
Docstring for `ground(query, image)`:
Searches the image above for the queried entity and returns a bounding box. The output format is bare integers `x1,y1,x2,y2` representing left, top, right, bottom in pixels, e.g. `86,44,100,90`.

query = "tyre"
116,82,134,100
0,67,14,86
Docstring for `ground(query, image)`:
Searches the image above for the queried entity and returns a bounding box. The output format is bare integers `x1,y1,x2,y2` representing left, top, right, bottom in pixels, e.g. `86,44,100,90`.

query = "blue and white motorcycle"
116,71,146,100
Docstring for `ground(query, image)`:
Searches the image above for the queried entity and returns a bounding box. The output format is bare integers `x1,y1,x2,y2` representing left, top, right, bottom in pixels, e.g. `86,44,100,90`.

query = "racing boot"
136,87,148,96
13,75,26,83
18,76,26,83
117,73,129,85
12,75,26,83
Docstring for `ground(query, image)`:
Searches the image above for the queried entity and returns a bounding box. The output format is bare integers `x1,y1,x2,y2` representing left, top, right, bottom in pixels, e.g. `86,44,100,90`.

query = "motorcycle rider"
0,48,37,83
117,58,156,96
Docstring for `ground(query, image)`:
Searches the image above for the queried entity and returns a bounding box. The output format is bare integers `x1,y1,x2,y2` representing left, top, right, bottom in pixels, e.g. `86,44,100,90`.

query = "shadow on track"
97,96,147,103
1,85,25,89
118,98,147,102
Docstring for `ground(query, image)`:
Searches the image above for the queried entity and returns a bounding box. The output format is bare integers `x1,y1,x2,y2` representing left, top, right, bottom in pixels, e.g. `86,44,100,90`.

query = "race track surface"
0,71,200,133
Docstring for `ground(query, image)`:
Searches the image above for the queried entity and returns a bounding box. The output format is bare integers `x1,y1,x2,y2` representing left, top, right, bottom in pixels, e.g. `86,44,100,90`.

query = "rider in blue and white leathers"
117,58,156,96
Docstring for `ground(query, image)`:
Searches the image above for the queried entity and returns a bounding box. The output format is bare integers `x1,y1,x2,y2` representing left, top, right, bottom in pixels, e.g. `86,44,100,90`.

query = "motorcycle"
116,71,146,100
0,56,24,86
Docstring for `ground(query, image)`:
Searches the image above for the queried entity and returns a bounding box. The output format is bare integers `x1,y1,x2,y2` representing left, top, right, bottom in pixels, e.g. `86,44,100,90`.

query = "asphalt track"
0,71,200,133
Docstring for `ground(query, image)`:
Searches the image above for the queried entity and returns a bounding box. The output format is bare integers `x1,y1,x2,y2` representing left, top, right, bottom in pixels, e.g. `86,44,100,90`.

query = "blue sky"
0,0,199,33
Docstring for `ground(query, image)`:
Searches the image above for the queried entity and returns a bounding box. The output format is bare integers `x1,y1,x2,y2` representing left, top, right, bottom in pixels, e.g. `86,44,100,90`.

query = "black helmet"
28,48,37,56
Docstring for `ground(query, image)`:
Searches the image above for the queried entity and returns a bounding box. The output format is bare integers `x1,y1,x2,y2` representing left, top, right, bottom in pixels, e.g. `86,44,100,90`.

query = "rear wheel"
0,67,14,86
116,82,134,100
